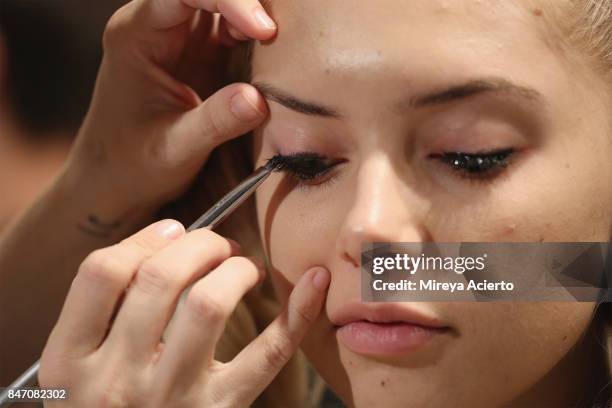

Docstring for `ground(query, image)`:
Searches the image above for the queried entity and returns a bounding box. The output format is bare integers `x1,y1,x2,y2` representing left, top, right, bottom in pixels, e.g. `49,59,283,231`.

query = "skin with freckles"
248,1,612,406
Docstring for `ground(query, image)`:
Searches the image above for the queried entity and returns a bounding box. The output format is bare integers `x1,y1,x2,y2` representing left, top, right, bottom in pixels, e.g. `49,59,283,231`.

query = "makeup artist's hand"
60,0,276,218
39,220,330,407
0,0,277,386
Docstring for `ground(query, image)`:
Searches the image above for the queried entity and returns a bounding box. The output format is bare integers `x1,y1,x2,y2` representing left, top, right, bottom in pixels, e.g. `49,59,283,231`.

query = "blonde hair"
565,0,612,81
160,1,612,406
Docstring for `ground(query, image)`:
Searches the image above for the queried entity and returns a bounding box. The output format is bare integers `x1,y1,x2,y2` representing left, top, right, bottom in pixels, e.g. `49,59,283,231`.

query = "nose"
337,154,429,266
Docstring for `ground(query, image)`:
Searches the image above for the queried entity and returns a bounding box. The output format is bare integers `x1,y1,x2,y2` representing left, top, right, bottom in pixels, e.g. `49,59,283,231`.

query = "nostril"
342,251,359,268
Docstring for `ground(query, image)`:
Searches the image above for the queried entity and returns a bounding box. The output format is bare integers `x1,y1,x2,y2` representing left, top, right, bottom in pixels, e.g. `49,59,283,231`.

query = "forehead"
263,0,539,37
252,0,555,85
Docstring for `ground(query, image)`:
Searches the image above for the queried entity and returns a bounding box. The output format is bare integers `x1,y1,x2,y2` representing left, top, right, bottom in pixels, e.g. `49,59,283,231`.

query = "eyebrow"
252,81,342,118
252,77,544,119
407,78,544,109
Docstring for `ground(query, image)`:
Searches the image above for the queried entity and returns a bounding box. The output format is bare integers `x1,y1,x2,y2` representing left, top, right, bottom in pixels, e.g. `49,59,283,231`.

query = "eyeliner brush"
0,156,285,407
187,155,284,231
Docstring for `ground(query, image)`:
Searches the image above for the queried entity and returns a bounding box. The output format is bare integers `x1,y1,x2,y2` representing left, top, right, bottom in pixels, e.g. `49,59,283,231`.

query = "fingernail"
230,91,263,121
312,268,330,292
253,7,276,30
154,219,184,239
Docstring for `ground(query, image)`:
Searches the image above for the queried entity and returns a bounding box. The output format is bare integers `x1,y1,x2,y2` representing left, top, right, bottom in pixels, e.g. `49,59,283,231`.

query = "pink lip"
330,302,449,357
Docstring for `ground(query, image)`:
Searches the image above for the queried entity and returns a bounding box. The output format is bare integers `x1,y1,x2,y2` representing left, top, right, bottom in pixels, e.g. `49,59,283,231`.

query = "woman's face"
252,1,612,406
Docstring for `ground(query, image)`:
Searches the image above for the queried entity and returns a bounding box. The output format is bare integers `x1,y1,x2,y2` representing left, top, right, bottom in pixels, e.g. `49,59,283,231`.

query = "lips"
330,302,449,357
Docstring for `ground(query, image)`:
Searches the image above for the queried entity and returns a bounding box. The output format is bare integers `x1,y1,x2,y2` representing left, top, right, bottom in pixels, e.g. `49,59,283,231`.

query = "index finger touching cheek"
220,267,330,403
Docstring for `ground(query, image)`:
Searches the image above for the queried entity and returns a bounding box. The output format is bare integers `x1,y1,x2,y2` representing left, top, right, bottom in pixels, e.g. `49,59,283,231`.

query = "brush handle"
186,164,273,231
0,360,40,406
0,165,275,406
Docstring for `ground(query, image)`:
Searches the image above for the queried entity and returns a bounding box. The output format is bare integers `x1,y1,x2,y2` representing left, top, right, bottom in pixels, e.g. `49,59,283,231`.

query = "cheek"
458,302,594,352
434,141,612,242
255,180,345,297
450,302,595,398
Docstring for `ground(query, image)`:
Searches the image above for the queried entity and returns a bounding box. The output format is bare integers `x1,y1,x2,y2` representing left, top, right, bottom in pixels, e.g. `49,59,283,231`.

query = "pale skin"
251,0,612,407
8,0,612,407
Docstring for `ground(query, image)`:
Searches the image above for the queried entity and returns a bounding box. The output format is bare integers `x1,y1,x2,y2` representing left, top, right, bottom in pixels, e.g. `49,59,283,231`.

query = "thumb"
165,83,268,162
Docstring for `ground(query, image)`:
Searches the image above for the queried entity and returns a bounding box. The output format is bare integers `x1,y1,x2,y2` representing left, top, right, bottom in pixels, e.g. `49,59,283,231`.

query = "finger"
104,229,240,363
217,16,240,46
154,256,264,391
137,0,276,39
223,267,330,403
226,21,249,41
45,220,184,357
208,0,277,39
164,83,268,161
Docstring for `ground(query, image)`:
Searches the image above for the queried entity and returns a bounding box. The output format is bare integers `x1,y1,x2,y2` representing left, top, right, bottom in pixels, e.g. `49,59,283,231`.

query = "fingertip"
226,237,243,254
285,267,328,333
311,267,331,292
252,6,276,30
241,85,268,114
152,219,185,239
229,85,268,121
217,2,277,41
245,256,267,283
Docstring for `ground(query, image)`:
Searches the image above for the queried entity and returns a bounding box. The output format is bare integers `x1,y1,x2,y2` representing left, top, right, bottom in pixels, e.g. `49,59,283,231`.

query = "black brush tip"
264,155,287,172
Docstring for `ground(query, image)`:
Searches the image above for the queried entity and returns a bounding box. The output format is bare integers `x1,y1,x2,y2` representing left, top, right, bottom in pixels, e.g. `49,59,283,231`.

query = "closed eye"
429,148,515,181
270,152,346,186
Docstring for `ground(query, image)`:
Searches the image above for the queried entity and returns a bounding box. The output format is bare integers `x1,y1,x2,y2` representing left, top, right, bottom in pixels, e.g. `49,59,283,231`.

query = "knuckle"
78,248,130,289
93,378,132,408
190,229,233,256
185,287,227,324
223,256,256,271
102,5,132,51
124,230,166,254
38,350,64,388
294,301,317,325
262,334,294,371
135,260,176,295
188,227,218,241
201,99,231,142
148,133,181,171
221,256,262,282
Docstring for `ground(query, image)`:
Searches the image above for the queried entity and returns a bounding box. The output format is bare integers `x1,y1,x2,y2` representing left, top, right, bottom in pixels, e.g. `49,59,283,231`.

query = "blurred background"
0,0,127,232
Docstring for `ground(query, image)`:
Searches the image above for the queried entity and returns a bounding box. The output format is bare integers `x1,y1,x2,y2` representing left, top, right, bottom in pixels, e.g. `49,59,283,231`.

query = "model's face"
252,1,612,406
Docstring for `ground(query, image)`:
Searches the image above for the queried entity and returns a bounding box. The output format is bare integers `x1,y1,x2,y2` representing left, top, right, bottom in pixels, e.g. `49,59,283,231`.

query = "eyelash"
429,148,515,182
272,152,344,188
274,148,516,189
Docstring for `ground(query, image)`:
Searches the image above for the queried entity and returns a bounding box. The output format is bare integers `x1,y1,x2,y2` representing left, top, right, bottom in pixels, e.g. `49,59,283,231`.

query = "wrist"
52,163,162,240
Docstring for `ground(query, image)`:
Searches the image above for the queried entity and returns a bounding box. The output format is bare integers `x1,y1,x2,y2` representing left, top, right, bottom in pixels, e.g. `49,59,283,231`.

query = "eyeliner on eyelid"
267,147,517,189
267,152,345,183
